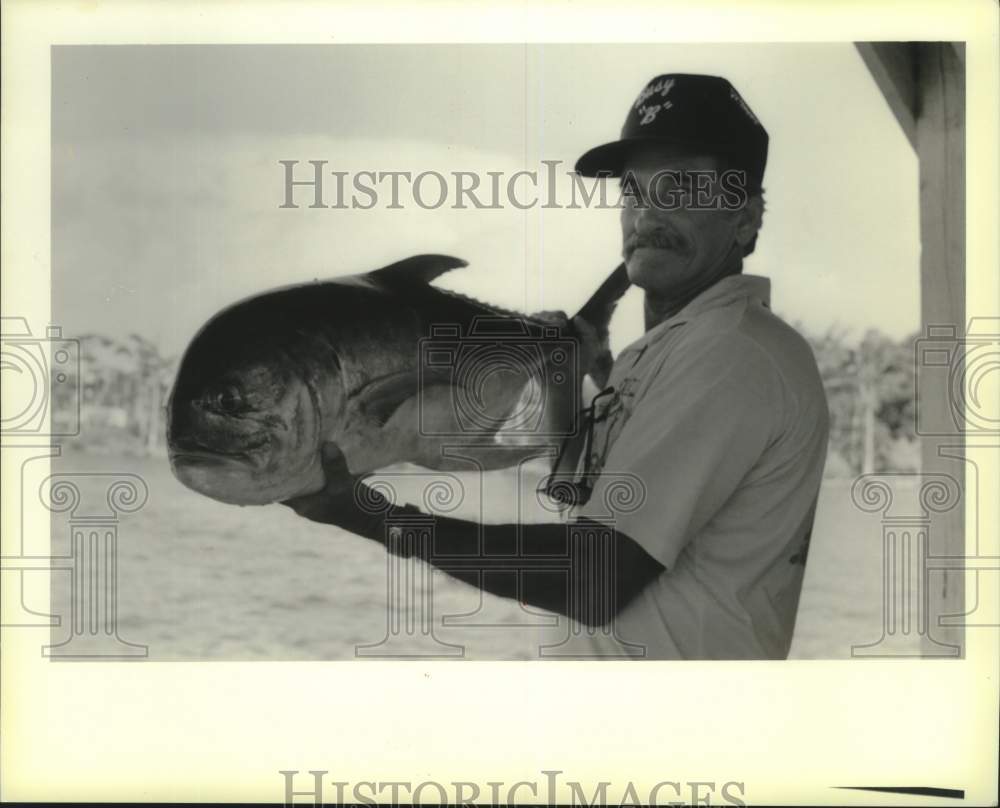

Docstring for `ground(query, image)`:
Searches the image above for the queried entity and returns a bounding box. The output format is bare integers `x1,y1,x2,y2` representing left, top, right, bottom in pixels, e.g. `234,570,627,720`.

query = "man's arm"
283,447,664,627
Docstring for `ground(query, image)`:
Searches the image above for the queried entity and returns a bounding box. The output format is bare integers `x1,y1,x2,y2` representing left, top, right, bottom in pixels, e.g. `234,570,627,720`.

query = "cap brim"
573,135,753,178
574,138,654,178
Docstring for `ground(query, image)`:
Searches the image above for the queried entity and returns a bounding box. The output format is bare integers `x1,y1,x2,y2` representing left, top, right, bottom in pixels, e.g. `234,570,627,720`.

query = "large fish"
167,255,628,506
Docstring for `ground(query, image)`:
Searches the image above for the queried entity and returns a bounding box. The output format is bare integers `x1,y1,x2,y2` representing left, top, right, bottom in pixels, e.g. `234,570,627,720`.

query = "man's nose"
632,202,672,234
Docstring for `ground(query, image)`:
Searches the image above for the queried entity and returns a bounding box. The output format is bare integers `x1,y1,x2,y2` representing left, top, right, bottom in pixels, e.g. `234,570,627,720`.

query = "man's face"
619,146,747,296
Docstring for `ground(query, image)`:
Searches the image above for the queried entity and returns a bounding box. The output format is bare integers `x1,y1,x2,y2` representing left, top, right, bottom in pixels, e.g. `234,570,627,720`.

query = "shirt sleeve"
577,334,781,570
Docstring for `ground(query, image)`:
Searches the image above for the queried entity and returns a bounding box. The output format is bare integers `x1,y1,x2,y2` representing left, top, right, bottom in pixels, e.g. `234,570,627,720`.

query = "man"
284,73,829,660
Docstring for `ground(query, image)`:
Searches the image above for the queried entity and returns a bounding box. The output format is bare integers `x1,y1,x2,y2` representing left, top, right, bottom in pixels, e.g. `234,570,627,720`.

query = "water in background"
46,450,918,660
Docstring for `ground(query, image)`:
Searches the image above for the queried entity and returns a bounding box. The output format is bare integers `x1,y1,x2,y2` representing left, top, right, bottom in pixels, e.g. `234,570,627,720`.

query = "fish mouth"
168,438,262,466
169,450,245,466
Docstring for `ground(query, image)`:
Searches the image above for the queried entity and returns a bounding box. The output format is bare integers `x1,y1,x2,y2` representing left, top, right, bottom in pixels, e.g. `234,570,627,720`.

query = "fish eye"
207,384,246,414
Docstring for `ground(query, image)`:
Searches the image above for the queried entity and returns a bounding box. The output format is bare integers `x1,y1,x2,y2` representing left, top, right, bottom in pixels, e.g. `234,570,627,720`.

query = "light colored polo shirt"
571,273,829,659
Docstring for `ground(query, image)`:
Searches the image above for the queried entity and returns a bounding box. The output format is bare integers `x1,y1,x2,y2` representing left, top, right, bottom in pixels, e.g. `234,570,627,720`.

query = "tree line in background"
804,325,920,475
54,333,175,457
54,327,922,475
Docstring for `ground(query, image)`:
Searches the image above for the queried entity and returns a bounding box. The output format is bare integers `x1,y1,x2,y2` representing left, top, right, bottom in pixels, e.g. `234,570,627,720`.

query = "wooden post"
915,43,966,655
856,42,966,655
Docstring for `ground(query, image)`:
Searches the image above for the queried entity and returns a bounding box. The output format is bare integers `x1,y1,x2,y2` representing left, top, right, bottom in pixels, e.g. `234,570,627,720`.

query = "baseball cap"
574,73,769,191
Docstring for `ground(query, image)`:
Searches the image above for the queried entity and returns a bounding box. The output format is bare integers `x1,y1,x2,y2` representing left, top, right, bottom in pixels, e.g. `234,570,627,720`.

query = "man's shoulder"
630,302,786,411
670,296,794,369
648,295,825,412
737,304,824,385
673,293,816,370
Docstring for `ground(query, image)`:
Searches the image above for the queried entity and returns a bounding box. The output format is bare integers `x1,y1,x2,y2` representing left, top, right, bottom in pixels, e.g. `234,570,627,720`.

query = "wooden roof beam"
855,42,918,151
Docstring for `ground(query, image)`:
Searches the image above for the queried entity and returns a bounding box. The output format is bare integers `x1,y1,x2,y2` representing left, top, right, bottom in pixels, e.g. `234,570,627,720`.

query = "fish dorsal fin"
367,254,468,287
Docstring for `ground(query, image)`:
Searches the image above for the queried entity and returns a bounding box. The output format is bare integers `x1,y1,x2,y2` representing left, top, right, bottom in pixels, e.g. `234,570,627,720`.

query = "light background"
52,42,920,359
2,0,998,804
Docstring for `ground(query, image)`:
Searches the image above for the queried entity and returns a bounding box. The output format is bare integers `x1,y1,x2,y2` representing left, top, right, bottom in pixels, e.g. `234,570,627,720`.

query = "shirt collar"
624,273,772,353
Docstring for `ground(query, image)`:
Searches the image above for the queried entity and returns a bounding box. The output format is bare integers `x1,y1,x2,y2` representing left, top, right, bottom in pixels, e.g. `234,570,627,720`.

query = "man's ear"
734,194,764,252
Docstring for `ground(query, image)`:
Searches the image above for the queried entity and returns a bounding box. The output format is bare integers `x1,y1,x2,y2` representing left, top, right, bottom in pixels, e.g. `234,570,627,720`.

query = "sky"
52,43,921,358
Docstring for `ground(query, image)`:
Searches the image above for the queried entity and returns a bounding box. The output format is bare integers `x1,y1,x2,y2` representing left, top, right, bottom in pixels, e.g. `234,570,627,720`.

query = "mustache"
623,230,690,257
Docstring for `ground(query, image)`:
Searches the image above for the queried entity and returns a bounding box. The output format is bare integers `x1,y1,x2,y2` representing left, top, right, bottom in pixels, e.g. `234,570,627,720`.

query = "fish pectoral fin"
367,254,468,287
353,369,457,427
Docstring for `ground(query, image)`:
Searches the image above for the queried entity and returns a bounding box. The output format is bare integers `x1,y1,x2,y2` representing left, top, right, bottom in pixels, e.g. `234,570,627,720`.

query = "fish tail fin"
571,263,630,390
572,262,630,338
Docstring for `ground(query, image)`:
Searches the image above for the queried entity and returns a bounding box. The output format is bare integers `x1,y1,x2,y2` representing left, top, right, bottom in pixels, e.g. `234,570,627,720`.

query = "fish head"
167,321,327,506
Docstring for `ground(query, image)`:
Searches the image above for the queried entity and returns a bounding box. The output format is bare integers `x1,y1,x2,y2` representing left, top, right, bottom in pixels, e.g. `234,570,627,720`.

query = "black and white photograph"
2,1,997,805
40,40,969,662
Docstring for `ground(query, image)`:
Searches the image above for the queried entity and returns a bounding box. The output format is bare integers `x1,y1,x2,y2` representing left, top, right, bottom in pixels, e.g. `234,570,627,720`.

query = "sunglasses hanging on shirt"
542,385,617,508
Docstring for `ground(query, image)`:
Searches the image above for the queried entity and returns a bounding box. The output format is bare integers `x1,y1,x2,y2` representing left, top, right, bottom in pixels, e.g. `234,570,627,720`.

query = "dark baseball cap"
574,73,769,191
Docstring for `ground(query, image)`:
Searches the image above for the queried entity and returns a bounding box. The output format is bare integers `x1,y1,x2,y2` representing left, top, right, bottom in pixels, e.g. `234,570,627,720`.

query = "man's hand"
531,309,613,390
572,314,614,389
280,440,664,626
282,442,391,523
